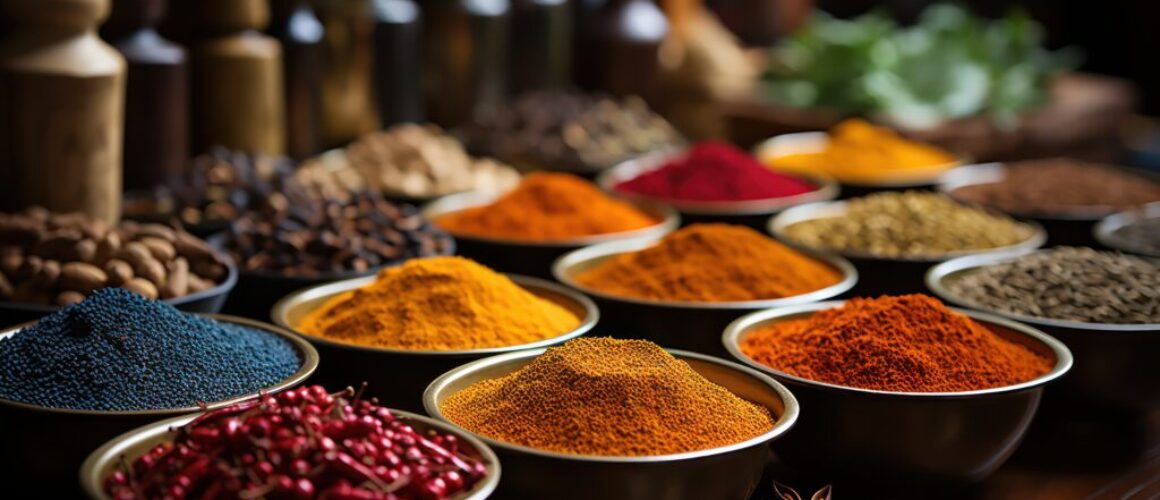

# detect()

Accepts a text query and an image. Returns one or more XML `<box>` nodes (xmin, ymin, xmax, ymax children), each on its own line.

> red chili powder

<box><xmin>615</xmin><ymin>142</ymin><xmax>818</xmax><ymax>202</ymax></box>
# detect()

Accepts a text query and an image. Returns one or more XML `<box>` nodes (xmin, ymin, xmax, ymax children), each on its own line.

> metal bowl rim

<box><xmin>422</xmin><ymin>347</ymin><xmax>800</xmax><ymax>463</ymax></box>
<box><xmin>421</xmin><ymin>190</ymin><xmax>681</xmax><ymax>248</ymax></box>
<box><xmin>597</xmin><ymin>149</ymin><xmax>841</xmax><ymax>215</ymax></box>
<box><xmin>551</xmin><ymin>235</ymin><xmax>858</xmax><ymax>309</ymax></box>
<box><xmin>926</xmin><ymin>248</ymin><xmax>1160</xmax><ymax>331</ymax></box>
<box><xmin>79</xmin><ymin>408</ymin><xmax>501</xmax><ymax>500</ymax></box>
<box><xmin>937</xmin><ymin>162</ymin><xmax>1143</xmax><ymax>221</ymax></box>
<box><xmin>768</xmin><ymin>199</ymin><xmax>1048</xmax><ymax>263</ymax></box>
<box><xmin>0</xmin><ymin>313</ymin><xmax>318</xmax><ymax>416</ymax></box>
<box><xmin>753</xmin><ymin>131</ymin><xmax>964</xmax><ymax>188</ymax></box>
<box><xmin>271</xmin><ymin>272</ymin><xmax>600</xmax><ymax>356</ymax></box>
<box><xmin>722</xmin><ymin>300</ymin><xmax>1074</xmax><ymax>398</ymax></box>
<box><xmin>1092</xmin><ymin>201</ymin><xmax>1160</xmax><ymax>258</ymax></box>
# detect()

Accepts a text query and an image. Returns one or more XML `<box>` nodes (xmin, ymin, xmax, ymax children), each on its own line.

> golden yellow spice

<box><xmin>764</xmin><ymin>119</ymin><xmax>957</xmax><ymax>184</ymax></box>
<box><xmin>297</xmin><ymin>257</ymin><xmax>580</xmax><ymax>350</ymax></box>
<box><xmin>574</xmin><ymin>224</ymin><xmax>842</xmax><ymax>302</ymax></box>
<box><xmin>440</xmin><ymin>338</ymin><xmax>776</xmax><ymax>456</ymax></box>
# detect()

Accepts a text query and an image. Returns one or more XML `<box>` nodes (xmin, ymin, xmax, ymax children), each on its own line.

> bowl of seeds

<box><xmin>553</xmin><ymin>224</ymin><xmax>857</xmax><ymax>356</ymax></box>
<box><xmin>723</xmin><ymin>296</ymin><xmax>1072</xmax><ymax>484</ymax></box>
<box><xmin>927</xmin><ymin>247</ymin><xmax>1160</xmax><ymax>409</ymax></box>
<box><xmin>1093</xmin><ymin>202</ymin><xmax>1160</xmax><ymax>257</ymax></box>
<box><xmin>424</xmin><ymin>338</ymin><xmax>799</xmax><ymax>500</ymax></box>
<box><xmin>0</xmin><ymin>288</ymin><xmax>317</xmax><ymax>494</ymax></box>
<box><xmin>273</xmin><ymin>256</ymin><xmax>598</xmax><ymax>411</ymax></box>
<box><xmin>769</xmin><ymin>192</ymin><xmax>1046</xmax><ymax>296</ymax></box>
<box><xmin>939</xmin><ymin>159</ymin><xmax>1160</xmax><ymax>246</ymax></box>
<box><xmin>424</xmin><ymin>172</ymin><xmax>678</xmax><ymax>279</ymax></box>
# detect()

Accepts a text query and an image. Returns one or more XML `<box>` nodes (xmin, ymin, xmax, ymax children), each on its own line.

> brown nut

<box><xmin>55</xmin><ymin>290</ymin><xmax>86</xmax><ymax>306</ymax></box>
<box><xmin>161</xmin><ymin>258</ymin><xmax>189</xmax><ymax>299</ymax></box>
<box><xmin>104</xmin><ymin>259</ymin><xmax>134</xmax><ymax>286</ymax></box>
<box><xmin>134</xmin><ymin>223</ymin><xmax>177</xmax><ymax>242</ymax></box>
<box><xmin>60</xmin><ymin>262</ymin><xmax>107</xmax><ymax>293</ymax></box>
<box><xmin>74</xmin><ymin>239</ymin><xmax>97</xmax><ymax>263</ymax></box>
<box><xmin>139</xmin><ymin>237</ymin><xmax>177</xmax><ymax>262</ymax></box>
<box><xmin>95</xmin><ymin>232</ymin><xmax>121</xmax><ymax>263</ymax></box>
<box><xmin>173</xmin><ymin>231</ymin><xmax>217</xmax><ymax>262</ymax></box>
<box><xmin>0</xmin><ymin>252</ymin><xmax>23</xmax><ymax>276</ymax></box>
<box><xmin>187</xmin><ymin>275</ymin><xmax>213</xmax><ymax>293</ymax></box>
<box><xmin>115</xmin><ymin>241</ymin><xmax>153</xmax><ymax>266</ymax></box>
<box><xmin>133</xmin><ymin>256</ymin><xmax>167</xmax><ymax>287</ymax></box>
<box><xmin>0</xmin><ymin>272</ymin><xmax>13</xmax><ymax>298</ymax></box>
<box><xmin>191</xmin><ymin>261</ymin><xmax>226</xmax><ymax>282</ymax></box>
<box><xmin>122</xmin><ymin>277</ymin><xmax>159</xmax><ymax>300</ymax></box>
<box><xmin>13</xmin><ymin>256</ymin><xmax>43</xmax><ymax>282</ymax></box>
<box><xmin>29</xmin><ymin>260</ymin><xmax>61</xmax><ymax>288</ymax></box>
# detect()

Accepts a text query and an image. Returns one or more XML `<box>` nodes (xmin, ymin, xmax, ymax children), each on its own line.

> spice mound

<box><xmin>105</xmin><ymin>385</ymin><xmax>488</xmax><ymax>499</ymax></box>
<box><xmin>740</xmin><ymin>295</ymin><xmax>1053</xmax><ymax>392</ymax></box>
<box><xmin>0</xmin><ymin>288</ymin><xmax>300</xmax><ymax>411</ymax></box>
<box><xmin>950</xmin><ymin>159</ymin><xmax>1160</xmax><ymax>216</ymax></box>
<box><xmin>0</xmin><ymin>207</ymin><xmax>229</xmax><ymax>305</ymax></box>
<box><xmin>574</xmin><ymin>224</ymin><xmax>842</xmax><ymax>302</ymax></box>
<box><xmin>782</xmin><ymin>191</ymin><xmax>1035</xmax><ymax>258</ymax></box>
<box><xmin>945</xmin><ymin>247</ymin><xmax>1160</xmax><ymax>324</ymax></box>
<box><xmin>764</xmin><ymin>119</ymin><xmax>957</xmax><ymax>184</ymax></box>
<box><xmin>459</xmin><ymin>90</ymin><xmax>685</xmax><ymax>172</ymax></box>
<box><xmin>614</xmin><ymin>141</ymin><xmax>818</xmax><ymax>202</ymax></box>
<box><xmin>441</xmin><ymin>338</ymin><xmax>775</xmax><ymax>456</ymax></box>
<box><xmin>298</xmin><ymin>257</ymin><xmax>581</xmax><ymax>350</ymax></box>
<box><xmin>309</xmin><ymin>123</ymin><xmax>520</xmax><ymax>198</ymax></box>
<box><xmin>435</xmin><ymin>172</ymin><xmax>659</xmax><ymax>241</ymax></box>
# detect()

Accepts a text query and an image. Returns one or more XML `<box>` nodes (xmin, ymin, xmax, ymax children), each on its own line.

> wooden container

<box><xmin>269</xmin><ymin>0</ymin><xmax>325</xmax><ymax>160</ymax></box>
<box><xmin>0</xmin><ymin>0</ymin><xmax>126</xmax><ymax>224</ymax></box>
<box><xmin>103</xmin><ymin>0</ymin><xmax>189</xmax><ymax>191</ymax></box>
<box><xmin>192</xmin><ymin>0</ymin><xmax>285</xmax><ymax>155</ymax></box>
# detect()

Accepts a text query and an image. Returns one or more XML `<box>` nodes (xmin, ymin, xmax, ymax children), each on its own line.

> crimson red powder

<box><xmin>615</xmin><ymin>142</ymin><xmax>817</xmax><ymax>202</ymax></box>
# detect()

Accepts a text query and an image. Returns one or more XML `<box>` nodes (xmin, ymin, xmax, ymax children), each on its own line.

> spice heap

<box><xmin>441</xmin><ymin>338</ymin><xmax>775</xmax><ymax>456</ymax></box>
<box><xmin>0</xmin><ymin>207</ymin><xmax>228</xmax><ymax>305</ymax></box>
<box><xmin>782</xmin><ymin>191</ymin><xmax>1035</xmax><ymax>258</ymax></box>
<box><xmin>298</xmin><ymin>257</ymin><xmax>580</xmax><ymax>350</ymax></box>
<box><xmin>575</xmin><ymin>224</ymin><xmax>842</xmax><ymax>302</ymax></box>
<box><xmin>122</xmin><ymin>147</ymin><xmax>296</xmax><ymax>228</ymax></box>
<box><xmin>105</xmin><ymin>385</ymin><xmax>488</xmax><ymax>499</ymax></box>
<box><xmin>0</xmin><ymin>288</ymin><xmax>300</xmax><ymax>411</ymax></box>
<box><xmin>224</xmin><ymin>192</ymin><xmax>453</xmax><ymax>276</ymax></box>
<box><xmin>1111</xmin><ymin>215</ymin><xmax>1160</xmax><ymax>255</ymax></box>
<box><xmin>946</xmin><ymin>247</ymin><xmax>1160</xmax><ymax>324</ymax></box>
<box><xmin>949</xmin><ymin>158</ymin><xmax>1160</xmax><ymax>216</ymax></box>
<box><xmin>614</xmin><ymin>142</ymin><xmax>818</xmax><ymax>202</ymax></box>
<box><xmin>764</xmin><ymin>119</ymin><xmax>957</xmax><ymax>184</ymax></box>
<box><xmin>459</xmin><ymin>90</ymin><xmax>684</xmax><ymax>172</ymax></box>
<box><xmin>436</xmin><ymin>173</ymin><xmax>659</xmax><ymax>241</ymax></box>
<box><xmin>741</xmin><ymin>295</ymin><xmax>1053</xmax><ymax>392</ymax></box>
<box><xmin>338</xmin><ymin>124</ymin><xmax>520</xmax><ymax>198</ymax></box>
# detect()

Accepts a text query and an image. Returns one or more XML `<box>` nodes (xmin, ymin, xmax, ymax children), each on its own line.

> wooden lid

<box><xmin>1</xmin><ymin>0</ymin><xmax>111</xmax><ymax>28</ymax></box>
<box><xmin>199</xmin><ymin>0</ymin><xmax>269</xmax><ymax>32</ymax></box>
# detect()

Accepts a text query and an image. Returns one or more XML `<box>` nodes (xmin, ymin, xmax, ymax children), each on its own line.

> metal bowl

<box><xmin>769</xmin><ymin>200</ymin><xmax>1046</xmax><ymax>297</ymax></box>
<box><xmin>754</xmin><ymin>131</ymin><xmax>964</xmax><ymax>199</ymax></box>
<box><xmin>422</xmin><ymin>190</ymin><xmax>680</xmax><ymax>279</ymax></box>
<box><xmin>597</xmin><ymin>149</ymin><xmax>839</xmax><ymax>230</ymax></box>
<box><xmin>552</xmin><ymin>237</ymin><xmax>856</xmax><ymax>357</ymax></box>
<box><xmin>723</xmin><ymin>301</ymin><xmax>1072</xmax><ymax>484</ymax></box>
<box><xmin>423</xmin><ymin>348</ymin><xmax>799</xmax><ymax>500</ymax></box>
<box><xmin>0</xmin><ymin>252</ymin><xmax>239</xmax><ymax>328</ymax></box>
<box><xmin>80</xmin><ymin>408</ymin><xmax>500</xmax><ymax>500</ymax></box>
<box><xmin>926</xmin><ymin>249</ymin><xmax>1160</xmax><ymax>409</ymax></box>
<box><xmin>1093</xmin><ymin>201</ymin><xmax>1160</xmax><ymax>257</ymax></box>
<box><xmin>938</xmin><ymin>163</ymin><xmax>1134</xmax><ymax>247</ymax></box>
<box><xmin>0</xmin><ymin>314</ymin><xmax>318</xmax><ymax>495</ymax></box>
<box><xmin>272</xmin><ymin>273</ymin><xmax>599</xmax><ymax>412</ymax></box>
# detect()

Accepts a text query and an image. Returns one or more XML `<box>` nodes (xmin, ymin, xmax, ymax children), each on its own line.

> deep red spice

<box><xmin>615</xmin><ymin>142</ymin><xmax>817</xmax><ymax>202</ymax></box>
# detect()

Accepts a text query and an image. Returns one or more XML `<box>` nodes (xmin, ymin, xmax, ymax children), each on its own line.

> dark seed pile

<box><xmin>0</xmin><ymin>288</ymin><xmax>301</xmax><ymax>411</ymax></box>
<box><xmin>946</xmin><ymin>247</ymin><xmax>1160</xmax><ymax>324</ymax></box>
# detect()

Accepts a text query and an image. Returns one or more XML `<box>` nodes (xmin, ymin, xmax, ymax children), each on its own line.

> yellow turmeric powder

<box><xmin>763</xmin><ymin>119</ymin><xmax>957</xmax><ymax>184</ymax></box>
<box><xmin>297</xmin><ymin>257</ymin><xmax>581</xmax><ymax>350</ymax></box>
<box><xmin>573</xmin><ymin>224</ymin><xmax>843</xmax><ymax>302</ymax></box>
